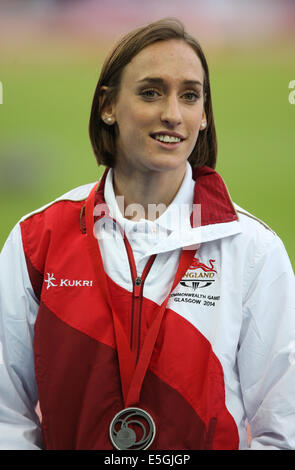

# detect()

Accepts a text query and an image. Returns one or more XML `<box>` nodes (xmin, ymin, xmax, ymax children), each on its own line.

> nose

<box><xmin>160</xmin><ymin>94</ymin><xmax>182</xmax><ymax>127</ymax></box>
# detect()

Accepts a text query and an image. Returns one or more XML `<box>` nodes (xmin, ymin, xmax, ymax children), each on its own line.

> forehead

<box><xmin>121</xmin><ymin>39</ymin><xmax>204</xmax><ymax>86</ymax></box>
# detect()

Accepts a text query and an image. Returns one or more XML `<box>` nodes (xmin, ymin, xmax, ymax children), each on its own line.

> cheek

<box><xmin>116</xmin><ymin>103</ymin><xmax>151</xmax><ymax>137</ymax></box>
<box><xmin>186</xmin><ymin>113</ymin><xmax>203</xmax><ymax>150</ymax></box>
<box><xmin>130</xmin><ymin>105</ymin><xmax>155</xmax><ymax>129</ymax></box>
<box><xmin>117</xmin><ymin>96</ymin><xmax>147</xmax><ymax>120</ymax></box>
<box><xmin>187</xmin><ymin>130</ymin><xmax>200</xmax><ymax>155</ymax></box>
<box><xmin>188</xmin><ymin>108</ymin><xmax>204</xmax><ymax>136</ymax></box>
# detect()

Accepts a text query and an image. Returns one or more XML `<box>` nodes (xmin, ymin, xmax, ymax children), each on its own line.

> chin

<box><xmin>146</xmin><ymin>156</ymin><xmax>187</xmax><ymax>172</ymax></box>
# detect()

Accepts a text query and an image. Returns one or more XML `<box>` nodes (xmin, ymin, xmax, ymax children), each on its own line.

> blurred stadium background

<box><xmin>0</xmin><ymin>0</ymin><xmax>294</xmax><ymax>272</ymax></box>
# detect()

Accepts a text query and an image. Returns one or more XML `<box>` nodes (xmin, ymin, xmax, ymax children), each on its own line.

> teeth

<box><xmin>154</xmin><ymin>134</ymin><xmax>181</xmax><ymax>143</ymax></box>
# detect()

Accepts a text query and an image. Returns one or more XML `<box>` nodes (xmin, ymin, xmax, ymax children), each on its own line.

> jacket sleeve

<box><xmin>238</xmin><ymin>233</ymin><xmax>295</xmax><ymax>449</ymax></box>
<box><xmin>0</xmin><ymin>223</ymin><xmax>43</xmax><ymax>449</ymax></box>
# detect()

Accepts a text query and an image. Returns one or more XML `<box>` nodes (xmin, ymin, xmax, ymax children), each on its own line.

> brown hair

<box><xmin>89</xmin><ymin>18</ymin><xmax>217</xmax><ymax>169</ymax></box>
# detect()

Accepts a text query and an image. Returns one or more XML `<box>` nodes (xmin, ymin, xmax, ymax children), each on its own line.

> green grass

<box><xmin>0</xmin><ymin>47</ymin><xmax>294</xmax><ymax>268</ymax></box>
<box><xmin>210</xmin><ymin>52</ymin><xmax>295</xmax><ymax>268</ymax></box>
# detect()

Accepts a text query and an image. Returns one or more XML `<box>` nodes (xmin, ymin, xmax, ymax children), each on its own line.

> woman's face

<box><xmin>105</xmin><ymin>39</ymin><xmax>206</xmax><ymax>175</ymax></box>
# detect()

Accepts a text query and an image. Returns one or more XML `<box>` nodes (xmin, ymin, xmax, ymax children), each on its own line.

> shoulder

<box><xmin>15</xmin><ymin>182</ymin><xmax>98</xmax><ymax>275</ymax></box>
<box><xmin>18</xmin><ymin>182</ymin><xmax>97</xmax><ymax>253</ymax></box>
<box><xmin>232</xmin><ymin>202</ymin><xmax>292</xmax><ymax>274</ymax></box>
<box><xmin>233</xmin><ymin>202</ymin><xmax>277</xmax><ymax>251</ymax></box>
<box><xmin>234</xmin><ymin>203</ymin><xmax>275</xmax><ymax>236</ymax></box>
<box><xmin>19</xmin><ymin>182</ymin><xmax>97</xmax><ymax>224</ymax></box>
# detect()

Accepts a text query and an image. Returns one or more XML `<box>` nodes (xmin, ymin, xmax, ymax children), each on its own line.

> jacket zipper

<box><xmin>130</xmin><ymin>256</ymin><xmax>156</xmax><ymax>363</ymax></box>
<box><xmin>131</xmin><ymin>276</ymin><xmax>144</xmax><ymax>363</ymax></box>
<box><xmin>123</xmin><ymin>235</ymin><xmax>156</xmax><ymax>364</ymax></box>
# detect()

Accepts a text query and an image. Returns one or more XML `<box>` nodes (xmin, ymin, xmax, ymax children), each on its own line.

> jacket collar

<box><xmin>192</xmin><ymin>165</ymin><xmax>238</xmax><ymax>227</ymax></box>
<box><xmin>80</xmin><ymin>165</ymin><xmax>241</xmax><ymax>249</ymax></box>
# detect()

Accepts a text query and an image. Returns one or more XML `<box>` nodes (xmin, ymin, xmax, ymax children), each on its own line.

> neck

<box><xmin>112</xmin><ymin>164</ymin><xmax>187</xmax><ymax>221</ymax></box>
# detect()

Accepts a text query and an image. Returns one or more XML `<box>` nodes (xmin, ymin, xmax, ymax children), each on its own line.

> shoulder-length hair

<box><xmin>89</xmin><ymin>18</ymin><xmax>217</xmax><ymax>169</ymax></box>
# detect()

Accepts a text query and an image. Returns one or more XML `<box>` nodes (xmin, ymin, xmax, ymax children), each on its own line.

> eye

<box><xmin>182</xmin><ymin>91</ymin><xmax>200</xmax><ymax>102</ymax></box>
<box><xmin>140</xmin><ymin>89</ymin><xmax>160</xmax><ymax>99</ymax></box>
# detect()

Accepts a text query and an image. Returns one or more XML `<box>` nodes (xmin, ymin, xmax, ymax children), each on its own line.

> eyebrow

<box><xmin>136</xmin><ymin>77</ymin><xmax>203</xmax><ymax>87</ymax></box>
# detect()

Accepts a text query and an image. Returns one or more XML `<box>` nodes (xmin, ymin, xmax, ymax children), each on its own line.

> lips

<box><xmin>149</xmin><ymin>134</ymin><xmax>184</xmax><ymax>150</ymax></box>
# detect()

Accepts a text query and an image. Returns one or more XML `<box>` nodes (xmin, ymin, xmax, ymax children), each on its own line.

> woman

<box><xmin>0</xmin><ymin>18</ymin><xmax>294</xmax><ymax>450</ymax></box>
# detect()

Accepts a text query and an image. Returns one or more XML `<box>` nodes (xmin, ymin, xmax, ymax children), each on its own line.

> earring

<box><xmin>103</xmin><ymin>116</ymin><xmax>114</xmax><ymax>125</ymax></box>
<box><xmin>201</xmin><ymin>121</ymin><xmax>207</xmax><ymax>130</ymax></box>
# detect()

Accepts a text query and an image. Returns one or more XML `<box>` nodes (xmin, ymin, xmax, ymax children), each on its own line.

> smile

<box><xmin>153</xmin><ymin>134</ymin><xmax>181</xmax><ymax>143</ymax></box>
<box><xmin>150</xmin><ymin>132</ymin><xmax>185</xmax><ymax>146</ymax></box>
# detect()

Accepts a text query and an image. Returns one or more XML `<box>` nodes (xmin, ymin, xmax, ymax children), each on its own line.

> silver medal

<box><xmin>109</xmin><ymin>407</ymin><xmax>156</xmax><ymax>450</ymax></box>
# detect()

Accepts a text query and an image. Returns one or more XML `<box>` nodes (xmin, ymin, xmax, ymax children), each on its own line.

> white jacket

<box><xmin>0</xmin><ymin>163</ymin><xmax>294</xmax><ymax>450</ymax></box>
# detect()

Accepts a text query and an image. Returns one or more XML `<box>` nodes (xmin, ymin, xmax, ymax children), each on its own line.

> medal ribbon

<box><xmin>85</xmin><ymin>182</ymin><xmax>196</xmax><ymax>407</ymax></box>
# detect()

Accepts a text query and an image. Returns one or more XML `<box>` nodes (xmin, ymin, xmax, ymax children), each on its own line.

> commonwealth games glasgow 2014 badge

<box><xmin>109</xmin><ymin>407</ymin><xmax>156</xmax><ymax>450</ymax></box>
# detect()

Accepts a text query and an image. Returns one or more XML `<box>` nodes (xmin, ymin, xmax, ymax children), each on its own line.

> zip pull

<box><xmin>134</xmin><ymin>277</ymin><xmax>142</xmax><ymax>297</ymax></box>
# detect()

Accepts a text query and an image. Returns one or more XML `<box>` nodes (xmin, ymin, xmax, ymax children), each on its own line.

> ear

<box><xmin>200</xmin><ymin>110</ymin><xmax>207</xmax><ymax>130</ymax></box>
<box><xmin>99</xmin><ymin>86</ymin><xmax>116</xmax><ymax>124</ymax></box>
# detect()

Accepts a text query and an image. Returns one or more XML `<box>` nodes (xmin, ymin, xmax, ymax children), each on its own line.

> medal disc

<box><xmin>109</xmin><ymin>407</ymin><xmax>156</xmax><ymax>450</ymax></box>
